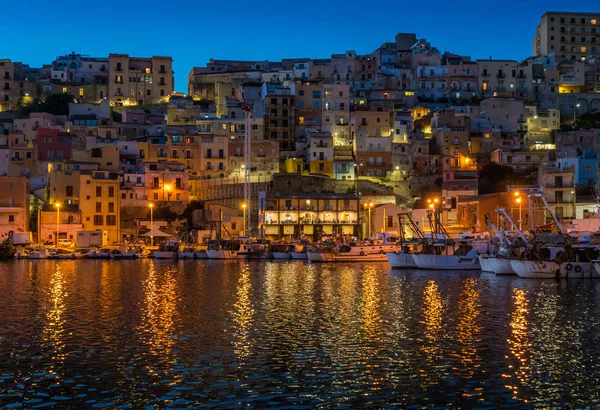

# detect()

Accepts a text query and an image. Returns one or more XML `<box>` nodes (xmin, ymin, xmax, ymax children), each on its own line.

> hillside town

<box><xmin>1</xmin><ymin>11</ymin><xmax>600</xmax><ymax>249</ymax></box>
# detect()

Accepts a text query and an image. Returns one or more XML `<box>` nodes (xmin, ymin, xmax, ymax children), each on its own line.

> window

<box><xmin>108</xmin><ymin>203</ymin><xmax>114</xmax><ymax>213</ymax></box>
<box><xmin>108</xmin><ymin>186</ymin><xmax>114</xmax><ymax>197</ymax></box>
<box><xmin>106</xmin><ymin>215</ymin><xmax>116</xmax><ymax>226</ymax></box>
<box><xmin>312</xmin><ymin>91</ymin><xmax>321</xmax><ymax>98</ymax></box>
<box><xmin>93</xmin><ymin>215</ymin><xmax>104</xmax><ymax>226</ymax></box>
<box><xmin>62</xmin><ymin>87</ymin><xmax>67</xmax><ymax>93</ymax></box>
<box><xmin>8</xmin><ymin>215</ymin><xmax>14</xmax><ymax>223</ymax></box>
<box><xmin>387</xmin><ymin>216</ymin><xmax>394</xmax><ymax>228</ymax></box>
<box><xmin>79</xmin><ymin>88</ymin><xmax>84</xmax><ymax>97</ymax></box>
<box><xmin>96</xmin><ymin>186</ymin><xmax>102</xmax><ymax>197</ymax></box>
<box><xmin>313</xmin><ymin>101</ymin><xmax>320</xmax><ymax>109</ymax></box>
<box><xmin>95</xmin><ymin>202</ymin><xmax>102</xmax><ymax>212</ymax></box>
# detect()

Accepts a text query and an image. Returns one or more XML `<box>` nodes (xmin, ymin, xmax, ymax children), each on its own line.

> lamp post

<box><xmin>55</xmin><ymin>203</ymin><xmax>60</xmax><ymax>247</ymax></box>
<box><xmin>368</xmin><ymin>202</ymin><xmax>374</xmax><ymax>238</ymax></box>
<box><xmin>241</xmin><ymin>202</ymin><xmax>247</xmax><ymax>236</ymax></box>
<box><xmin>516</xmin><ymin>196</ymin><xmax>522</xmax><ymax>230</ymax></box>
<box><xmin>149</xmin><ymin>203</ymin><xmax>154</xmax><ymax>246</ymax></box>
<box><xmin>571</xmin><ymin>190</ymin><xmax>576</xmax><ymax>219</ymax></box>
<box><xmin>574</xmin><ymin>103</ymin><xmax>581</xmax><ymax>123</ymax></box>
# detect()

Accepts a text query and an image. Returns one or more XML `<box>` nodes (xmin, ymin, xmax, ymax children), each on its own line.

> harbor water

<box><xmin>1</xmin><ymin>260</ymin><xmax>600</xmax><ymax>408</ymax></box>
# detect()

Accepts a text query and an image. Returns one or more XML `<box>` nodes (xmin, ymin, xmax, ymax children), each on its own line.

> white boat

<box><xmin>487</xmin><ymin>255</ymin><xmax>516</xmax><ymax>275</ymax></box>
<box><xmin>52</xmin><ymin>251</ymin><xmax>86</xmax><ymax>260</ymax></box>
<box><xmin>86</xmin><ymin>248</ymin><xmax>112</xmax><ymax>259</ymax></box>
<box><xmin>206</xmin><ymin>249</ymin><xmax>243</xmax><ymax>259</ymax></box>
<box><xmin>27</xmin><ymin>248</ymin><xmax>56</xmax><ymax>259</ymax></box>
<box><xmin>109</xmin><ymin>244</ymin><xmax>144</xmax><ymax>260</ymax></box>
<box><xmin>510</xmin><ymin>259</ymin><xmax>597</xmax><ymax>279</ymax></box>
<box><xmin>386</xmin><ymin>250</ymin><xmax>418</xmax><ymax>268</ymax></box>
<box><xmin>154</xmin><ymin>238</ymin><xmax>179</xmax><ymax>259</ymax></box>
<box><xmin>478</xmin><ymin>254</ymin><xmax>516</xmax><ymax>275</ymax></box>
<box><xmin>307</xmin><ymin>250</ymin><xmax>388</xmax><ymax>263</ymax></box>
<box><xmin>411</xmin><ymin>243</ymin><xmax>482</xmax><ymax>270</ymax></box>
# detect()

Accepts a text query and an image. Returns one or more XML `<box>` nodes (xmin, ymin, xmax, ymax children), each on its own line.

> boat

<box><xmin>86</xmin><ymin>247</ymin><xmax>112</xmax><ymax>259</ymax></box>
<box><xmin>386</xmin><ymin>212</ymin><xmax>423</xmax><ymax>269</ymax></box>
<box><xmin>194</xmin><ymin>249</ymin><xmax>208</xmax><ymax>259</ymax></box>
<box><xmin>511</xmin><ymin>243</ymin><xmax>600</xmax><ymax>279</ymax></box>
<box><xmin>27</xmin><ymin>247</ymin><xmax>56</xmax><ymax>259</ymax></box>
<box><xmin>178</xmin><ymin>246</ymin><xmax>197</xmax><ymax>259</ymax></box>
<box><xmin>270</xmin><ymin>243</ymin><xmax>295</xmax><ymax>259</ymax></box>
<box><xmin>410</xmin><ymin>208</ymin><xmax>487</xmax><ymax>271</ymax></box>
<box><xmin>109</xmin><ymin>243</ymin><xmax>142</xmax><ymax>260</ymax></box>
<box><xmin>206</xmin><ymin>240</ymin><xmax>244</xmax><ymax>259</ymax></box>
<box><xmin>307</xmin><ymin>246</ymin><xmax>389</xmax><ymax>263</ymax></box>
<box><xmin>290</xmin><ymin>243</ymin><xmax>308</xmax><ymax>260</ymax></box>
<box><xmin>51</xmin><ymin>250</ymin><xmax>86</xmax><ymax>260</ymax></box>
<box><xmin>154</xmin><ymin>238</ymin><xmax>179</xmax><ymax>259</ymax></box>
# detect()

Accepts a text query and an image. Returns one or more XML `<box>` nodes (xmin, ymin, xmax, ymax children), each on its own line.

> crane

<box><xmin>234</xmin><ymin>88</ymin><xmax>252</xmax><ymax>235</ymax></box>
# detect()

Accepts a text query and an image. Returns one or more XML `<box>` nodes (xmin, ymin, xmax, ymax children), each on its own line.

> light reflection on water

<box><xmin>1</xmin><ymin>260</ymin><xmax>600</xmax><ymax>408</ymax></box>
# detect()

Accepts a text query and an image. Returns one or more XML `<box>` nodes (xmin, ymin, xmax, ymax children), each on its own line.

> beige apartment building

<box><xmin>533</xmin><ymin>12</ymin><xmax>600</xmax><ymax>61</ymax></box>
<box><xmin>108</xmin><ymin>54</ymin><xmax>174</xmax><ymax>106</ymax></box>
<box><xmin>0</xmin><ymin>177</ymin><xmax>30</xmax><ymax>241</ymax></box>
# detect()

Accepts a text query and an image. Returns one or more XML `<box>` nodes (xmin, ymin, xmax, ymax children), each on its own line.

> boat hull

<box><xmin>154</xmin><ymin>251</ymin><xmax>178</xmax><ymax>259</ymax></box>
<box><xmin>479</xmin><ymin>255</ymin><xmax>515</xmax><ymax>275</ymax></box>
<box><xmin>412</xmin><ymin>254</ymin><xmax>480</xmax><ymax>270</ymax></box>
<box><xmin>290</xmin><ymin>252</ymin><xmax>308</xmax><ymax>260</ymax></box>
<box><xmin>177</xmin><ymin>252</ymin><xmax>196</xmax><ymax>259</ymax></box>
<box><xmin>386</xmin><ymin>251</ymin><xmax>417</xmax><ymax>269</ymax></box>
<box><xmin>110</xmin><ymin>253</ymin><xmax>137</xmax><ymax>260</ymax></box>
<box><xmin>206</xmin><ymin>249</ymin><xmax>241</xmax><ymax>259</ymax></box>
<box><xmin>272</xmin><ymin>252</ymin><xmax>291</xmax><ymax>260</ymax></box>
<box><xmin>511</xmin><ymin>260</ymin><xmax>598</xmax><ymax>279</ymax></box>
<box><xmin>194</xmin><ymin>250</ymin><xmax>208</xmax><ymax>259</ymax></box>
<box><xmin>307</xmin><ymin>252</ymin><xmax>388</xmax><ymax>263</ymax></box>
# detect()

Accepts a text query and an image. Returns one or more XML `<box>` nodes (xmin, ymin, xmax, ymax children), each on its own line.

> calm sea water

<box><xmin>0</xmin><ymin>260</ymin><xmax>599</xmax><ymax>409</ymax></box>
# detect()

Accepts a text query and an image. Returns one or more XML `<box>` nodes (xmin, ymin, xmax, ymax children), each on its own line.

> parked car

<box><xmin>57</xmin><ymin>239</ymin><xmax>75</xmax><ymax>248</ymax></box>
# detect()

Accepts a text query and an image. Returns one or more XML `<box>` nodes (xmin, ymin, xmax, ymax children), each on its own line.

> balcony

<box><xmin>497</xmin><ymin>72</ymin><xmax>506</xmax><ymax>78</ymax></box>
<box><xmin>481</xmin><ymin>72</ymin><xmax>490</xmax><ymax>77</ymax></box>
<box><xmin>517</xmin><ymin>73</ymin><xmax>527</xmax><ymax>79</ymax></box>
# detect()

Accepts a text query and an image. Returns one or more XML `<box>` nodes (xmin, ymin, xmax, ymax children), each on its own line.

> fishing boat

<box><xmin>410</xmin><ymin>208</ymin><xmax>487</xmax><ymax>271</ymax></box>
<box><xmin>290</xmin><ymin>243</ymin><xmax>308</xmax><ymax>260</ymax></box>
<box><xmin>177</xmin><ymin>246</ymin><xmax>197</xmax><ymax>259</ymax></box>
<box><xmin>194</xmin><ymin>248</ymin><xmax>209</xmax><ymax>259</ymax></box>
<box><xmin>109</xmin><ymin>243</ymin><xmax>142</xmax><ymax>260</ymax></box>
<box><xmin>270</xmin><ymin>243</ymin><xmax>295</xmax><ymax>259</ymax></box>
<box><xmin>154</xmin><ymin>238</ymin><xmax>179</xmax><ymax>259</ymax></box>
<box><xmin>206</xmin><ymin>240</ymin><xmax>244</xmax><ymax>259</ymax></box>
<box><xmin>307</xmin><ymin>245</ymin><xmax>389</xmax><ymax>262</ymax></box>
<box><xmin>86</xmin><ymin>247</ymin><xmax>112</xmax><ymax>259</ymax></box>
<box><xmin>511</xmin><ymin>243</ymin><xmax>600</xmax><ymax>279</ymax></box>
<box><xmin>27</xmin><ymin>247</ymin><xmax>55</xmax><ymax>260</ymax></box>
<box><xmin>386</xmin><ymin>212</ymin><xmax>423</xmax><ymax>269</ymax></box>
<box><xmin>51</xmin><ymin>250</ymin><xmax>86</xmax><ymax>260</ymax></box>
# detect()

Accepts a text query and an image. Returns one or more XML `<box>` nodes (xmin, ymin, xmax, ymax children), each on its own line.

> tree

<box><xmin>148</xmin><ymin>204</ymin><xmax>178</xmax><ymax>223</ymax></box>
<box><xmin>0</xmin><ymin>241</ymin><xmax>16</xmax><ymax>259</ymax></box>
<box><xmin>18</xmin><ymin>93</ymin><xmax>75</xmax><ymax>117</ymax></box>
<box><xmin>181</xmin><ymin>200</ymin><xmax>205</xmax><ymax>228</ymax></box>
<box><xmin>478</xmin><ymin>162</ymin><xmax>535</xmax><ymax>194</ymax></box>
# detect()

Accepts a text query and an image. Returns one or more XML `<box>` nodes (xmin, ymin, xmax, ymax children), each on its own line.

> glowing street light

<box><xmin>241</xmin><ymin>202</ymin><xmax>247</xmax><ymax>235</ymax></box>
<box><xmin>149</xmin><ymin>203</ymin><xmax>154</xmax><ymax>246</ymax></box>
<box><xmin>516</xmin><ymin>196</ymin><xmax>522</xmax><ymax>230</ymax></box>
<box><xmin>163</xmin><ymin>183</ymin><xmax>173</xmax><ymax>201</ymax></box>
<box><xmin>55</xmin><ymin>203</ymin><xmax>60</xmax><ymax>247</ymax></box>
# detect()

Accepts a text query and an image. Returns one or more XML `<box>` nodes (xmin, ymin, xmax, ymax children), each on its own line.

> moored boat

<box><xmin>154</xmin><ymin>238</ymin><xmax>179</xmax><ymax>259</ymax></box>
<box><xmin>86</xmin><ymin>247</ymin><xmax>112</xmax><ymax>259</ymax></box>
<box><xmin>307</xmin><ymin>250</ymin><xmax>388</xmax><ymax>263</ymax></box>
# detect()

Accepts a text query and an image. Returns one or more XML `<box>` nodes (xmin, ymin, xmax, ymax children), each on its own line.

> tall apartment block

<box><xmin>533</xmin><ymin>11</ymin><xmax>600</xmax><ymax>61</ymax></box>
<box><xmin>108</xmin><ymin>54</ymin><xmax>174</xmax><ymax>106</ymax></box>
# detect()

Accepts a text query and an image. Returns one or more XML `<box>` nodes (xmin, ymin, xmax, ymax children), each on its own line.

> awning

<box><xmin>140</xmin><ymin>227</ymin><xmax>171</xmax><ymax>237</ymax></box>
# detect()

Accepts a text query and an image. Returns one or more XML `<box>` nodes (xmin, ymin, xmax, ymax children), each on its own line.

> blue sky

<box><xmin>2</xmin><ymin>1</ymin><xmax>599</xmax><ymax>92</ymax></box>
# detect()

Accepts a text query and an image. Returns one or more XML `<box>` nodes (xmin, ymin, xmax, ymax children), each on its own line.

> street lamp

<box><xmin>516</xmin><ymin>196</ymin><xmax>522</xmax><ymax>230</ymax></box>
<box><xmin>571</xmin><ymin>190</ymin><xmax>576</xmax><ymax>219</ymax></box>
<box><xmin>149</xmin><ymin>203</ymin><xmax>154</xmax><ymax>246</ymax></box>
<box><xmin>574</xmin><ymin>103</ymin><xmax>581</xmax><ymax>122</ymax></box>
<box><xmin>367</xmin><ymin>202</ymin><xmax>374</xmax><ymax>238</ymax></box>
<box><xmin>55</xmin><ymin>203</ymin><xmax>60</xmax><ymax>247</ymax></box>
<box><xmin>241</xmin><ymin>202</ymin><xmax>247</xmax><ymax>235</ymax></box>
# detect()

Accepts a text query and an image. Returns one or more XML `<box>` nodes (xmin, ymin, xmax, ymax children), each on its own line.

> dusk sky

<box><xmin>3</xmin><ymin>1</ymin><xmax>599</xmax><ymax>91</ymax></box>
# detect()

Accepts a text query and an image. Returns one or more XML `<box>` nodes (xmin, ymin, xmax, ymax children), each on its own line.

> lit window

<box><xmin>62</xmin><ymin>87</ymin><xmax>67</xmax><ymax>93</ymax></box>
<box><xmin>299</xmin><ymin>116</ymin><xmax>305</xmax><ymax>124</ymax></box>
<box><xmin>592</xmin><ymin>19</ymin><xmax>597</xmax><ymax>25</ymax></box>
<box><xmin>405</xmin><ymin>91</ymin><xmax>414</xmax><ymax>96</ymax></box>
<box><xmin>145</xmin><ymin>68</ymin><xmax>151</xmax><ymax>74</ymax></box>
<box><xmin>222</xmin><ymin>124</ymin><xmax>226</xmax><ymax>130</ymax></box>
<box><xmin>79</xmin><ymin>88</ymin><xmax>84</xmax><ymax>97</ymax></box>
<box><xmin>581</xmin><ymin>46</ymin><xmax>587</xmax><ymax>52</ymax></box>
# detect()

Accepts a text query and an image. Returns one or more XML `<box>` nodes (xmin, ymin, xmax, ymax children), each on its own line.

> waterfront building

<box><xmin>538</xmin><ymin>164</ymin><xmax>577</xmax><ymax>220</ymax></box>
<box><xmin>0</xmin><ymin>177</ymin><xmax>30</xmax><ymax>241</ymax></box>
<box><xmin>264</xmin><ymin>193</ymin><xmax>360</xmax><ymax>241</ymax></box>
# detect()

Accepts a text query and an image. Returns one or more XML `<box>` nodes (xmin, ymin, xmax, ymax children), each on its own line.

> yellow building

<box><xmin>79</xmin><ymin>170</ymin><xmax>121</xmax><ymax>244</ymax></box>
<box><xmin>307</xmin><ymin>132</ymin><xmax>334</xmax><ymax>177</ymax></box>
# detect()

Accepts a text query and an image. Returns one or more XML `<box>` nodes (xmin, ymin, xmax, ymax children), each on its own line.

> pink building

<box><xmin>37</xmin><ymin>128</ymin><xmax>72</xmax><ymax>162</ymax></box>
